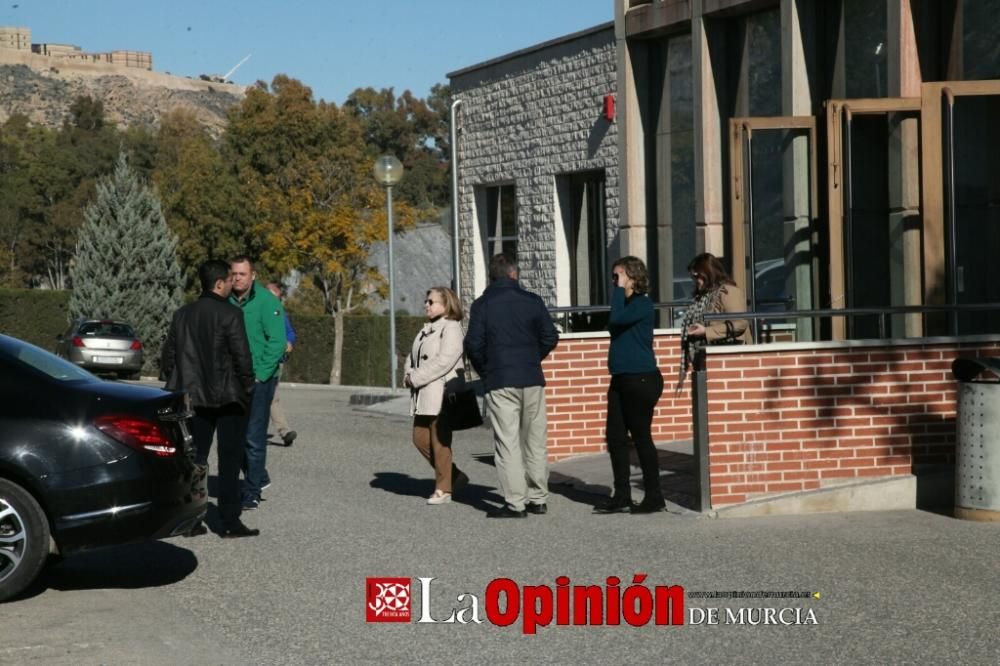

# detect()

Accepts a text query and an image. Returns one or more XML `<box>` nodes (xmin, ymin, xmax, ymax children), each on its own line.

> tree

<box><xmin>344</xmin><ymin>85</ymin><xmax>451</xmax><ymax>214</ymax></box>
<box><xmin>153</xmin><ymin>109</ymin><xmax>248</xmax><ymax>292</ymax></box>
<box><xmin>24</xmin><ymin>96</ymin><xmax>121</xmax><ymax>288</ymax></box>
<box><xmin>0</xmin><ymin>115</ymin><xmax>41</xmax><ymax>286</ymax></box>
<box><xmin>227</xmin><ymin>76</ymin><xmax>416</xmax><ymax>384</ymax></box>
<box><xmin>69</xmin><ymin>151</ymin><xmax>184</xmax><ymax>373</ymax></box>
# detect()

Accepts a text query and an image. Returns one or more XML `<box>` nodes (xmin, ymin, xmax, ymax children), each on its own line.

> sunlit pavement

<box><xmin>4</xmin><ymin>385</ymin><xmax>999</xmax><ymax>665</ymax></box>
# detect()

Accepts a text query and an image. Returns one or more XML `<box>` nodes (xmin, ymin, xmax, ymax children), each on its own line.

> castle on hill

<box><xmin>0</xmin><ymin>26</ymin><xmax>151</xmax><ymax>70</ymax></box>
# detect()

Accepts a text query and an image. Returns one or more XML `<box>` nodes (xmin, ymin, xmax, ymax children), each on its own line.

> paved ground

<box><xmin>3</xmin><ymin>385</ymin><xmax>999</xmax><ymax>665</ymax></box>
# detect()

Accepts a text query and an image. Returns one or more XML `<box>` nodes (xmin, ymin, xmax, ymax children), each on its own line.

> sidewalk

<box><xmin>354</xmin><ymin>390</ymin><xmax>701</xmax><ymax>515</ymax></box>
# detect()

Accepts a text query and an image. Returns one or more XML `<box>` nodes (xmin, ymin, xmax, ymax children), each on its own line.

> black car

<box><xmin>0</xmin><ymin>334</ymin><xmax>205</xmax><ymax>602</ymax></box>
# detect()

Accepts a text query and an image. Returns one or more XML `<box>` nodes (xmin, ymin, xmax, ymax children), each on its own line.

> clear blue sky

<box><xmin>3</xmin><ymin>0</ymin><xmax>613</xmax><ymax>103</ymax></box>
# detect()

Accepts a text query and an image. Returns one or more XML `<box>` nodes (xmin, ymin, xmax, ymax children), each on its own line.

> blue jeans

<box><xmin>243</xmin><ymin>376</ymin><xmax>278</xmax><ymax>499</ymax></box>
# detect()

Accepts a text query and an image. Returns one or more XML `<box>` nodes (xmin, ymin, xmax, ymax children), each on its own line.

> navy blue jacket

<box><xmin>465</xmin><ymin>278</ymin><xmax>559</xmax><ymax>391</ymax></box>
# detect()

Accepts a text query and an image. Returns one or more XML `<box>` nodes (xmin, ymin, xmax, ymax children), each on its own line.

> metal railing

<box><xmin>549</xmin><ymin>302</ymin><xmax>1000</xmax><ymax>339</ymax></box>
<box><xmin>549</xmin><ymin>301</ymin><xmax>694</xmax><ymax>334</ymax></box>
<box><xmin>702</xmin><ymin>302</ymin><xmax>1000</xmax><ymax>340</ymax></box>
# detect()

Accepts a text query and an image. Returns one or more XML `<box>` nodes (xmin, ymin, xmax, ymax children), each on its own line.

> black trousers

<box><xmin>191</xmin><ymin>404</ymin><xmax>248</xmax><ymax>527</ymax></box>
<box><xmin>606</xmin><ymin>371</ymin><xmax>664</xmax><ymax>501</ymax></box>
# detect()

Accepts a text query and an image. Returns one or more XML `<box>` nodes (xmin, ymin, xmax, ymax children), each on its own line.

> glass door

<box><xmin>729</xmin><ymin>117</ymin><xmax>818</xmax><ymax>342</ymax></box>
<box><xmin>825</xmin><ymin>98</ymin><xmax>922</xmax><ymax>340</ymax></box>
<box><xmin>922</xmin><ymin>81</ymin><xmax>1000</xmax><ymax>336</ymax></box>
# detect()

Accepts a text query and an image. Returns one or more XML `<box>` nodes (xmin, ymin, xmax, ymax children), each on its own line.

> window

<box><xmin>647</xmin><ymin>33</ymin><xmax>695</xmax><ymax>302</ymax></box>
<box><xmin>484</xmin><ymin>184</ymin><xmax>517</xmax><ymax>261</ymax></box>
<box><xmin>2</xmin><ymin>339</ymin><xmax>95</xmax><ymax>383</ymax></box>
<box><xmin>559</xmin><ymin>171</ymin><xmax>608</xmax><ymax>306</ymax></box>
<box><xmin>78</xmin><ymin>322</ymin><xmax>136</xmax><ymax>338</ymax></box>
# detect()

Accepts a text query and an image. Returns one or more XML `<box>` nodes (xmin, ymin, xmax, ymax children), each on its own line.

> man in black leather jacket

<box><xmin>160</xmin><ymin>260</ymin><xmax>259</xmax><ymax>538</ymax></box>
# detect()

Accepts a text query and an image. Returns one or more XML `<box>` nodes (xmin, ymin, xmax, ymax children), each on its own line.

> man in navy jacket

<box><xmin>465</xmin><ymin>253</ymin><xmax>559</xmax><ymax>518</ymax></box>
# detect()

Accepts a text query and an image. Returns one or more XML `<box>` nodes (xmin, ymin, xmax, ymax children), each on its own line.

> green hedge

<box><xmin>0</xmin><ymin>288</ymin><xmax>425</xmax><ymax>386</ymax></box>
<box><xmin>0</xmin><ymin>288</ymin><xmax>71</xmax><ymax>351</ymax></box>
<box><xmin>285</xmin><ymin>314</ymin><xmax>425</xmax><ymax>386</ymax></box>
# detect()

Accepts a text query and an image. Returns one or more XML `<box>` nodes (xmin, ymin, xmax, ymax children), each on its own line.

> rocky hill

<box><xmin>0</xmin><ymin>50</ymin><xmax>245</xmax><ymax>135</ymax></box>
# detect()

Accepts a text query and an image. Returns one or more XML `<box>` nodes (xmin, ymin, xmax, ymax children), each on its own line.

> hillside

<box><xmin>0</xmin><ymin>49</ymin><xmax>245</xmax><ymax>135</ymax></box>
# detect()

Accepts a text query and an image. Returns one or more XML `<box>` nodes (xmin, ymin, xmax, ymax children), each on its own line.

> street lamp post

<box><xmin>374</xmin><ymin>154</ymin><xmax>404</xmax><ymax>390</ymax></box>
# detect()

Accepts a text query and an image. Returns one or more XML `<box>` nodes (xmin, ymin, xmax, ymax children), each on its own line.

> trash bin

<box><xmin>951</xmin><ymin>357</ymin><xmax>1000</xmax><ymax>522</ymax></box>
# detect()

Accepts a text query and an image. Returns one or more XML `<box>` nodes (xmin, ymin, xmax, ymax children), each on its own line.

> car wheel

<box><xmin>0</xmin><ymin>479</ymin><xmax>51</xmax><ymax>602</ymax></box>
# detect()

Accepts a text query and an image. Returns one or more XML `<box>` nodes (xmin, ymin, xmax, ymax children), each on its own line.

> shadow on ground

<box><xmin>370</xmin><ymin>471</ymin><xmax>506</xmax><ymax>513</ymax></box>
<box><xmin>13</xmin><ymin>541</ymin><xmax>198</xmax><ymax>601</ymax></box>
<box><xmin>549</xmin><ymin>441</ymin><xmax>700</xmax><ymax>512</ymax></box>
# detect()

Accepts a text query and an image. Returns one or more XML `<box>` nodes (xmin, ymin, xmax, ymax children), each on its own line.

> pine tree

<box><xmin>69</xmin><ymin>150</ymin><xmax>184</xmax><ymax>374</ymax></box>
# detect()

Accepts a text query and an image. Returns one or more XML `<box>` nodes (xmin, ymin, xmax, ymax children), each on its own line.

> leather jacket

<box><xmin>160</xmin><ymin>292</ymin><xmax>255</xmax><ymax>409</ymax></box>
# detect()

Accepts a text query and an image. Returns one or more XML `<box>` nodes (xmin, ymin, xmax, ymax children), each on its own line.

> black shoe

<box><xmin>525</xmin><ymin>502</ymin><xmax>547</xmax><ymax>515</ymax></box>
<box><xmin>282</xmin><ymin>430</ymin><xmax>297</xmax><ymax>447</ymax></box>
<box><xmin>593</xmin><ymin>496</ymin><xmax>632</xmax><ymax>514</ymax></box>
<box><xmin>241</xmin><ymin>495</ymin><xmax>260</xmax><ymax>511</ymax></box>
<box><xmin>486</xmin><ymin>505</ymin><xmax>528</xmax><ymax>518</ymax></box>
<box><xmin>452</xmin><ymin>470</ymin><xmax>469</xmax><ymax>494</ymax></box>
<box><xmin>630</xmin><ymin>498</ymin><xmax>666</xmax><ymax>514</ymax></box>
<box><xmin>220</xmin><ymin>521</ymin><xmax>260</xmax><ymax>538</ymax></box>
<box><xmin>182</xmin><ymin>522</ymin><xmax>207</xmax><ymax>537</ymax></box>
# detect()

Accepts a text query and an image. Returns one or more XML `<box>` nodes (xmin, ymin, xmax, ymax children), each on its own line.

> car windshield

<box><xmin>3</xmin><ymin>337</ymin><xmax>96</xmax><ymax>382</ymax></box>
<box><xmin>78</xmin><ymin>322</ymin><xmax>135</xmax><ymax>337</ymax></box>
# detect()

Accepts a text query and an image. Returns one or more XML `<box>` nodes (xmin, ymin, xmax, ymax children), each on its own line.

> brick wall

<box><xmin>705</xmin><ymin>340</ymin><xmax>1000</xmax><ymax>507</ymax></box>
<box><xmin>544</xmin><ymin>333</ymin><xmax>1000</xmax><ymax>509</ymax></box>
<box><xmin>543</xmin><ymin>331</ymin><xmax>688</xmax><ymax>460</ymax></box>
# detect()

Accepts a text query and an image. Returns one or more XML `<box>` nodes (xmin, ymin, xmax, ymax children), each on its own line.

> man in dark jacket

<box><xmin>465</xmin><ymin>252</ymin><xmax>559</xmax><ymax>518</ymax></box>
<box><xmin>160</xmin><ymin>259</ymin><xmax>259</xmax><ymax>538</ymax></box>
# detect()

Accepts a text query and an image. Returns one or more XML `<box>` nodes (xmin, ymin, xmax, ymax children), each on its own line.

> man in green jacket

<box><xmin>230</xmin><ymin>256</ymin><xmax>287</xmax><ymax>509</ymax></box>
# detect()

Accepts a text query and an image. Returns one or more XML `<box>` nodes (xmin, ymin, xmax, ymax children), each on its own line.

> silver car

<box><xmin>56</xmin><ymin>319</ymin><xmax>144</xmax><ymax>379</ymax></box>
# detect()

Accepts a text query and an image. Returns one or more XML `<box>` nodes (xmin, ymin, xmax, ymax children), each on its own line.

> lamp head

<box><xmin>374</xmin><ymin>154</ymin><xmax>404</xmax><ymax>186</ymax></box>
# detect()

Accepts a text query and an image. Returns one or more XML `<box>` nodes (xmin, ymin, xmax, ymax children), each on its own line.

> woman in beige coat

<box><xmin>404</xmin><ymin>287</ymin><xmax>469</xmax><ymax>505</ymax></box>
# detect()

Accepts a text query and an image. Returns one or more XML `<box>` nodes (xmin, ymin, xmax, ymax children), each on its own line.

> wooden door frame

<box><xmin>824</xmin><ymin>98</ymin><xmax>921</xmax><ymax>339</ymax></box>
<box><xmin>921</xmin><ymin>80</ymin><xmax>1000</xmax><ymax>316</ymax></box>
<box><xmin>728</xmin><ymin>116</ymin><xmax>818</xmax><ymax>305</ymax></box>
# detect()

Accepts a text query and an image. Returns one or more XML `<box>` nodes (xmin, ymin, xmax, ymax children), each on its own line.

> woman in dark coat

<box><xmin>594</xmin><ymin>256</ymin><xmax>666</xmax><ymax>515</ymax></box>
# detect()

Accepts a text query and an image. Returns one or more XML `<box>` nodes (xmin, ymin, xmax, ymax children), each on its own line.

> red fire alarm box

<box><xmin>603</xmin><ymin>94</ymin><xmax>615</xmax><ymax>121</ymax></box>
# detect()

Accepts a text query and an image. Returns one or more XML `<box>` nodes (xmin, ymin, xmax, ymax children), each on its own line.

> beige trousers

<box><xmin>485</xmin><ymin>386</ymin><xmax>548</xmax><ymax>511</ymax></box>
<box><xmin>269</xmin><ymin>382</ymin><xmax>291</xmax><ymax>438</ymax></box>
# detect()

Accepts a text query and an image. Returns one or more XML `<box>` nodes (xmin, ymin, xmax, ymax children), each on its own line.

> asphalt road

<box><xmin>3</xmin><ymin>385</ymin><xmax>999</xmax><ymax>665</ymax></box>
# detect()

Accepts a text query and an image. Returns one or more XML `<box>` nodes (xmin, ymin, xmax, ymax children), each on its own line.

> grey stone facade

<box><xmin>449</xmin><ymin>23</ymin><xmax>619</xmax><ymax>306</ymax></box>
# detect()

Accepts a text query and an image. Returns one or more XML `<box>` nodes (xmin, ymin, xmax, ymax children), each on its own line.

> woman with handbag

<box><xmin>404</xmin><ymin>287</ymin><xmax>470</xmax><ymax>505</ymax></box>
<box><xmin>594</xmin><ymin>256</ymin><xmax>666</xmax><ymax>515</ymax></box>
<box><xmin>676</xmin><ymin>252</ymin><xmax>752</xmax><ymax>391</ymax></box>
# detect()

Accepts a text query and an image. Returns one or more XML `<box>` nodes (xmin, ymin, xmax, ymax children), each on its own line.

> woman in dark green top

<box><xmin>594</xmin><ymin>256</ymin><xmax>666</xmax><ymax>515</ymax></box>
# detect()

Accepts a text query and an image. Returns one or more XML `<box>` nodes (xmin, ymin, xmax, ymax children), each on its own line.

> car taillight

<box><xmin>72</xmin><ymin>336</ymin><xmax>85</xmax><ymax>347</ymax></box>
<box><xmin>94</xmin><ymin>415</ymin><xmax>177</xmax><ymax>457</ymax></box>
<box><xmin>130</xmin><ymin>340</ymin><xmax>142</xmax><ymax>350</ymax></box>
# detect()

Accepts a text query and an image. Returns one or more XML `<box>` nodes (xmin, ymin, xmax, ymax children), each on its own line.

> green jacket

<box><xmin>230</xmin><ymin>282</ymin><xmax>287</xmax><ymax>382</ymax></box>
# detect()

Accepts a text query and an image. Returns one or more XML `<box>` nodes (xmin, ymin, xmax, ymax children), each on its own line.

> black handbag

<box><xmin>440</xmin><ymin>375</ymin><xmax>483</xmax><ymax>431</ymax></box>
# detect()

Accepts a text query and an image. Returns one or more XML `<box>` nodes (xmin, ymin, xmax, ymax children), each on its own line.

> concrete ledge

<box><xmin>710</xmin><ymin>475</ymin><xmax>917</xmax><ymax>518</ymax></box>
